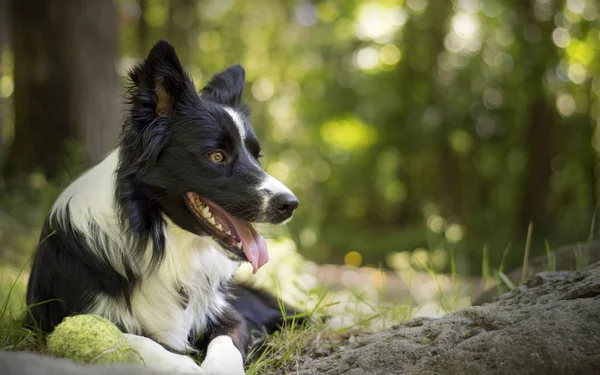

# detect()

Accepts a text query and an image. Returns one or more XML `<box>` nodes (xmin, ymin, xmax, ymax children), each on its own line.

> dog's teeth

<box><xmin>237</xmin><ymin>241</ymin><xmax>243</xmax><ymax>250</ymax></box>
<box><xmin>208</xmin><ymin>217</ymin><xmax>216</xmax><ymax>225</ymax></box>
<box><xmin>226</xmin><ymin>230</ymin><xmax>232</xmax><ymax>236</ymax></box>
<box><xmin>215</xmin><ymin>224</ymin><xmax>223</xmax><ymax>231</ymax></box>
<box><xmin>201</xmin><ymin>206</ymin><xmax>211</xmax><ymax>218</ymax></box>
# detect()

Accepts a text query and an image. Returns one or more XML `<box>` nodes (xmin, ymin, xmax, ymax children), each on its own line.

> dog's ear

<box><xmin>129</xmin><ymin>40</ymin><xmax>193</xmax><ymax>117</ymax></box>
<box><xmin>200</xmin><ymin>64</ymin><xmax>245</xmax><ymax>107</ymax></box>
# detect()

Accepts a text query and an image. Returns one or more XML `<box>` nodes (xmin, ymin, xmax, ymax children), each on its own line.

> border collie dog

<box><xmin>26</xmin><ymin>40</ymin><xmax>300</xmax><ymax>374</ymax></box>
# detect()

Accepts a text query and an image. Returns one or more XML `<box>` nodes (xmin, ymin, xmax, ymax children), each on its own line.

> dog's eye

<box><xmin>208</xmin><ymin>151</ymin><xmax>226</xmax><ymax>163</ymax></box>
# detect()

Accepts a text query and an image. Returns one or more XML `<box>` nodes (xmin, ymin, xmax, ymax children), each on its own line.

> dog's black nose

<box><xmin>273</xmin><ymin>193</ymin><xmax>299</xmax><ymax>216</ymax></box>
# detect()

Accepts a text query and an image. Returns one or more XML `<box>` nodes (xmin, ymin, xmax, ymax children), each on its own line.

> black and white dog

<box><xmin>26</xmin><ymin>40</ymin><xmax>300</xmax><ymax>374</ymax></box>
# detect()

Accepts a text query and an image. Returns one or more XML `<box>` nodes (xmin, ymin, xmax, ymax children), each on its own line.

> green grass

<box><xmin>244</xmin><ymin>286</ymin><xmax>413</xmax><ymax>374</ymax></box>
<box><xmin>0</xmin><ymin>264</ymin><xmax>44</xmax><ymax>353</ymax></box>
<box><xmin>0</xmin><ymin>204</ymin><xmax>597</xmax><ymax>373</ymax></box>
<box><xmin>520</xmin><ymin>222</ymin><xmax>534</xmax><ymax>285</ymax></box>
<box><xmin>0</xmin><ymin>230</ymin><xmax>61</xmax><ymax>354</ymax></box>
<box><xmin>582</xmin><ymin>208</ymin><xmax>597</xmax><ymax>269</ymax></box>
<box><xmin>543</xmin><ymin>240</ymin><xmax>555</xmax><ymax>272</ymax></box>
<box><xmin>494</xmin><ymin>242</ymin><xmax>512</xmax><ymax>293</ymax></box>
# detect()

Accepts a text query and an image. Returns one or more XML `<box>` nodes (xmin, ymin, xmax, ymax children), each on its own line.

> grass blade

<box><xmin>544</xmin><ymin>240</ymin><xmax>554</xmax><ymax>272</ymax></box>
<box><xmin>498</xmin><ymin>272</ymin><xmax>515</xmax><ymax>290</ymax></box>
<box><xmin>520</xmin><ymin>222</ymin><xmax>533</xmax><ymax>284</ymax></box>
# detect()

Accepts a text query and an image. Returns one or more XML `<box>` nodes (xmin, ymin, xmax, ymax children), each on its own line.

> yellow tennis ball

<box><xmin>46</xmin><ymin>314</ymin><xmax>130</xmax><ymax>364</ymax></box>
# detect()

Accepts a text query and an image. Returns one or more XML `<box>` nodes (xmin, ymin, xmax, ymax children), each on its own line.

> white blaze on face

<box><xmin>224</xmin><ymin>106</ymin><xmax>263</xmax><ymax>168</ymax></box>
<box><xmin>223</xmin><ymin>105</ymin><xmax>296</xmax><ymax>219</ymax></box>
<box><xmin>223</xmin><ymin>107</ymin><xmax>246</xmax><ymax>141</ymax></box>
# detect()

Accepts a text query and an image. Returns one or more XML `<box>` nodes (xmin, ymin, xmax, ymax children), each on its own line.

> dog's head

<box><xmin>117</xmin><ymin>40</ymin><xmax>298</xmax><ymax>272</ymax></box>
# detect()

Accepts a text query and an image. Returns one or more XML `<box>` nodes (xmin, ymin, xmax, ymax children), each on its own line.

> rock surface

<box><xmin>0</xmin><ymin>350</ymin><xmax>169</xmax><ymax>375</ymax></box>
<box><xmin>295</xmin><ymin>262</ymin><xmax>600</xmax><ymax>374</ymax></box>
<box><xmin>1</xmin><ymin>262</ymin><xmax>600</xmax><ymax>375</ymax></box>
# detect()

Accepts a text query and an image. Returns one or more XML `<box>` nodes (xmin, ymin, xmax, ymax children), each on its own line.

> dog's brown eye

<box><xmin>208</xmin><ymin>151</ymin><xmax>225</xmax><ymax>163</ymax></box>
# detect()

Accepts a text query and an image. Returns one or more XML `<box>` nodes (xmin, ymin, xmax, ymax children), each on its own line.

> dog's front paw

<box><xmin>125</xmin><ymin>334</ymin><xmax>202</xmax><ymax>374</ymax></box>
<box><xmin>199</xmin><ymin>359</ymin><xmax>245</xmax><ymax>375</ymax></box>
<box><xmin>199</xmin><ymin>336</ymin><xmax>245</xmax><ymax>375</ymax></box>
<box><xmin>169</xmin><ymin>355</ymin><xmax>204</xmax><ymax>374</ymax></box>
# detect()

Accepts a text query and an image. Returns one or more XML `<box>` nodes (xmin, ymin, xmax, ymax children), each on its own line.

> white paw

<box><xmin>167</xmin><ymin>356</ymin><xmax>204</xmax><ymax>374</ymax></box>
<box><xmin>124</xmin><ymin>333</ymin><xmax>202</xmax><ymax>374</ymax></box>
<box><xmin>168</xmin><ymin>355</ymin><xmax>203</xmax><ymax>374</ymax></box>
<box><xmin>199</xmin><ymin>336</ymin><xmax>245</xmax><ymax>375</ymax></box>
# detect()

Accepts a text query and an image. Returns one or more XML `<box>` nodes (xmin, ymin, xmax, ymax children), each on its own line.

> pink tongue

<box><xmin>228</xmin><ymin>216</ymin><xmax>269</xmax><ymax>274</ymax></box>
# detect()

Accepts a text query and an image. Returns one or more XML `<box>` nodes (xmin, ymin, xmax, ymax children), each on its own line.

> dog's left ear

<box><xmin>201</xmin><ymin>64</ymin><xmax>245</xmax><ymax>107</ymax></box>
<box><xmin>129</xmin><ymin>40</ymin><xmax>194</xmax><ymax>117</ymax></box>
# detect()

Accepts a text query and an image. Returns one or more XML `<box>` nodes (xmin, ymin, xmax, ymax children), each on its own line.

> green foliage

<box><xmin>115</xmin><ymin>0</ymin><xmax>599</xmax><ymax>275</ymax></box>
<box><xmin>0</xmin><ymin>262</ymin><xmax>44</xmax><ymax>353</ymax></box>
<box><xmin>2</xmin><ymin>0</ymin><xmax>600</xmax><ymax>276</ymax></box>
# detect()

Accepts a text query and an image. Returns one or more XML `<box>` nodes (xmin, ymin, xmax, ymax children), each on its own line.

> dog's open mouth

<box><xmin>184</xmin><ymin>192</ymin><xmax>268</xmax><ymax>273</ymax></box>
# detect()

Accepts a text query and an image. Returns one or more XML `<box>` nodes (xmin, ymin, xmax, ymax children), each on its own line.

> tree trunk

<box><xmin>166</xmin><ymin>0</ymin><xmax>198</xmax><ymax>66</ymax></box>
<box><xmin>137</xmin><ymin>0</ymin><xmax>149</xmax><ymax>57</ymax></box>
<box><xmin>3</xmin><ymin>0</ymin><xmax>120</xmax><ymax>180</ymax></box>
<box><xmin>0</xmin><ymin>0</ymin><xmax>10</xmax><ymax>155</ymax></box>
<box><xmin>520</xmin><ymin>97</ymin><xmax>555</xmax><ymax>233</ymax></box>
<box><xmin>516</xmin><ymin>0</ymin><xmax>560</xmax><ymax>236</ymax></box>
<box><xmin>63</xmin><ymin>0</ymin><xmax>121</xmax><ymax>165</ymax></box>
<box><xmin>4</xmin><ymin>0</ymin><xmax>70</xmax><ymax>179</ymax></box>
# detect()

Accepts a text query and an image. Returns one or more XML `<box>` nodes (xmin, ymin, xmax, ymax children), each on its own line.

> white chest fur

<box><xmin>90</xmin><ymin>224</ymin><xmax>239</xmax><ymax>351</ymax></box>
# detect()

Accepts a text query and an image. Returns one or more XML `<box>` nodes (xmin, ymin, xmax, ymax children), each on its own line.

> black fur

<box><xmin>201</xmin><ymin>64</ymin><xmax>246</xmax><ymax>107</ymax></box>
<box><xmin>26</xmin><ymin>212</ymin><xmax>137</xmax><ymax>332</ymax></box>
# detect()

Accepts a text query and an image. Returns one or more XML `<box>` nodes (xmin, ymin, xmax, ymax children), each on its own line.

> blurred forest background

<box><xmin>0</xmin><ymin>0</ymin><xmax>599</xmax><ymax>284</ymax></box>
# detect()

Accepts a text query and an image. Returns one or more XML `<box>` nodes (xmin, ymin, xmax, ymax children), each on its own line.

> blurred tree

<box><xmin>3</xmin><ymin>0</ymin><xmax>120</xmax><ymax>180</ymax></box>
<box><xmin>137</xmin><ymin>0</ymin><xmax>150</xmax><ymax>57</ymax></box>
<box><xmin>0</xmin><ymin>0</ymin><xmax>9</xmax><ymax>151</ymax></box>
<box><xmin>166</xmin><ymin>0</ymin><xmax>199</xmax><ymax>66</ymax></box>
<box><xmin>515</xmin><ymin>0</ymin><xmax>560</xmax><ymax>237</ymax></box>
<box><xmin>1</xmin><ymin>0</ymin><xmax>599</xmax><ymax>275</ymax></box>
